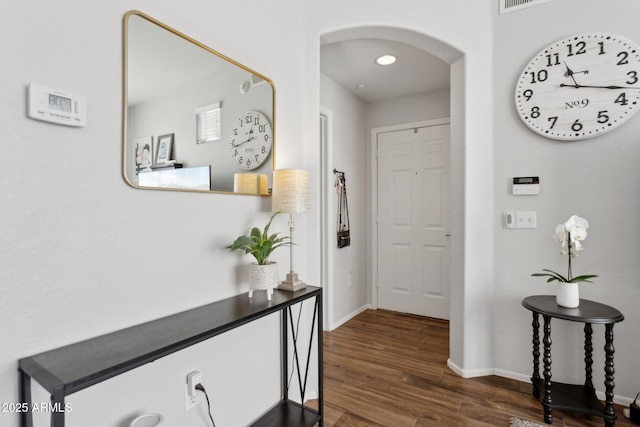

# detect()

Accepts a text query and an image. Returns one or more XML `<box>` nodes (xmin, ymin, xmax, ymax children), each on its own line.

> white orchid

<box><xmin>554</xmin><ymin>223</ymin><xmax>567</xmax><ymax>250</ymax></box>
<box><xmin>564</xmin><ymin>215</ymin><xmax>588</xmax><ymax>252</ymax></box>
<box><xmin>532</xmin><ymin>215</ymin><xmax>597</xmax><ymax>283</ymax></box>
<box><xmin>554</xmin><ymin>215</ymin><xmax>589</xmax><ymax>254</ymax></box>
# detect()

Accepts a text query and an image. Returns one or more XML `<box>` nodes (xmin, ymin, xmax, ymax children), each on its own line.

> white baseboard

<box><xmin>446</xmin><ymin>359</ymin><xmax>496</xmax><ymax>378</ymax></box>
<box><xmin>446</xmin><ymin>359</ymin><xmax>634</xmax><ymax>406</ymax></box>
<box><xmin>328</xmin><ymin>304</ymin><xmax>371</xmax><ymax>331</ymax></box>
<box><xmin>304</xmin><ymin>390</ymin><xmax>318</xmax><ymax>401</ymax></box>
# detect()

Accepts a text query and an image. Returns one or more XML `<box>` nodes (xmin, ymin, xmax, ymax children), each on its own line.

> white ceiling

<box><xmin>320</xmin><ymin>38</ymin><xmax>450</xmax><ymax>104</ymax></box>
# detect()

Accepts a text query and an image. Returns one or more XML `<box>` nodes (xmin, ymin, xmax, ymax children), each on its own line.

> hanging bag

<box><xmin>336</xmin><ymin>172</ymin><xmax>351</xmax><ymax>248</ymax></box>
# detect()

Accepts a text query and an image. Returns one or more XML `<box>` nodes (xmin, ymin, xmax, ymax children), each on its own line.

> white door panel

<box><xmin>377</xmin><ymin>124</ymin><xmax>451</xmax><ymax>319</ymax></box>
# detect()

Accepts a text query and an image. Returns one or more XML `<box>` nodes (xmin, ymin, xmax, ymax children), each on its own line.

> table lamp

<box><xmin>271</xmin><ymin>169</ymin><xmax>309</xmax><ymax>291</ymax></box>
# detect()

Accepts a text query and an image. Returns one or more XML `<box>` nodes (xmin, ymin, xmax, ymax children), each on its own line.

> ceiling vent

<box><xmin>499</xmin><ymin>0</ymin><xmax>552</xmax><ymax>14</ymax></box>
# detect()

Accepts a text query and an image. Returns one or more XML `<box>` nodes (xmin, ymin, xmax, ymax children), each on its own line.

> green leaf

<box><xmin>568</xmin><ymin>274</ymin><xmax>598</xmax><ymax>283</ymax></box>
<box><xmin>250</xmin><ymin>227</ymin><xmax>262</xmax><ymax>240</ymax></box>
<box><xmin>531</xmin><ymin>269</ymin><xmax>568</xmax><ymax>283</ymax></box>
<box><xmin>225</xmin><ymin>212</ymin><xmax>291</xmax><ymax>265</ymax></box>
<box><xmin>531</xmin><ymin>269</ymin><xmax>597</xmax><ymax>283</ymax></box>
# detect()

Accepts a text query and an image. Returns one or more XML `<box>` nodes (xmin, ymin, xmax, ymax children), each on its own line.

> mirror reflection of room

<box><xmin>124</xmin><ymin>11</ymin><xmax>275</xmax><ymax>194</ymax></box>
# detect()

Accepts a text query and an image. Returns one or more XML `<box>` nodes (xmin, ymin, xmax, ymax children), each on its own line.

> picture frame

<box><xmin>133</xmin><ymin>136</ymin><xmax>153</xmax><ymax>175</ymax></box>
<box><xmin>156</xmin><ymin>133</ymin><xmax>174</xmax><ymax>164</ymax></box>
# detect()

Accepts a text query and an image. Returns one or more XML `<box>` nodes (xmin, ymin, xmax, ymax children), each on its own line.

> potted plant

<box><xmin>226</xmin><ymin>212</ymin><xmax>291</xmax><ymax>300</ymax></box>
<box><xmin>531</xmin><ymin>215</ymin><xmax>597</xmax><ymax>308</ymax></box>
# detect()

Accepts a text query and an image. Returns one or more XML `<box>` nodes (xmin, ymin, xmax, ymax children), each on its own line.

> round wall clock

<box><xmin>229</xmin><ymin>111</ymin><xmax>273</xmax><ymax>170</ymax></box>
<box><xmin>515</xmin><ymin>32</ymin><xmax>640</xmax><ymax>140</ymax></box>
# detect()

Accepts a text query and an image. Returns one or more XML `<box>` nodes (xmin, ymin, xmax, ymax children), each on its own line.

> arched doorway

<box><xmin>319</xmin><ymin>26</ymin><xmax>465</xmax><ymax>359</ymax></box>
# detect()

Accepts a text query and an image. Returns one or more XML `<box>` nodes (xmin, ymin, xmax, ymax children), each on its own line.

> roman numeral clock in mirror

<box><xmin>515</xmin><ymin>32</ymin><xmax>640</xmax><ymax>140</ymax></box>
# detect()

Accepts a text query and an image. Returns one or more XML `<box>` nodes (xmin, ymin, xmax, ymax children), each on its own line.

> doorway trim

<box><xmin>370</xmin><ymin>117</ymin><xmax>451</xmax><ymax>311</ymax></box>
<box><xmin>320</xmin><ymin>106</ymin><xmax>334</xmax><ymax>330</ymax></box>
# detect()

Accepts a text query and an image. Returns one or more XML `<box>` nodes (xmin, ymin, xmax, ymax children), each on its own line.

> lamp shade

<box><xmin>271</xmin><ymin>169</ymin><xmax>309</xmax><ymax>213</ymax></box>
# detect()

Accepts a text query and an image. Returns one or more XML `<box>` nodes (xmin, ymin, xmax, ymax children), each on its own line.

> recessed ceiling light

<box><xmin>375</xmin><ymin>54</ymin><xmax>397</xmax><ymax>66</ymax></box>
<box><xmin>356</xmin><ymin>83</ymin><xmax>366</xmax><ymax>89</ymax></box>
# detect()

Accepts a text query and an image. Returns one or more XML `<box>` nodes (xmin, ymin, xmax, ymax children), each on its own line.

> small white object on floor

<box><xmin>130</xmin><ymin>413</ymin><xmax>164</xmax><ymax>427</ymax></box>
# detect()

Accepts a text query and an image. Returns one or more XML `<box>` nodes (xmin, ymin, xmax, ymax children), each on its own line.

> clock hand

<box><xmin>560</xmin><ymin>83</ymin><xmax>640</xmax><ymax>89</ymax></box>
<box><xmin>563</xmin><ymin>61</ymin><xmax>580</xmax><ymax>86</ymax></box>
<box><xmin>231</xmin><ymin>135</ymin><xmax>255</xmax><ymax>148</ymax></box>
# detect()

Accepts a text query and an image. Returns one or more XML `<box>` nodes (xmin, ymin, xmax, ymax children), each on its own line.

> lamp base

<box><xmin>278</xmin><ymin>272</ymin><xmax>307</xmax><ymax>292</ymax></box>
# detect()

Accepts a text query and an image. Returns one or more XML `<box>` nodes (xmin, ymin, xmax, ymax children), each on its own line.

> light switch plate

<box><xmin>516</xmin><ymin>211</ymin><xmax>537</xmax><ymax>229</ymax></box>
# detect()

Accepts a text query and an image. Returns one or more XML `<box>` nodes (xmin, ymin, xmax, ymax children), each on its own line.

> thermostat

<box><xmin>27</xmin><ymin>83</ymin><xmax>87</xmax><ymax>127</ymax></box>
<box><xmin>512</xmin><ymin>176</ymin><xmax>540</xmax><ymax>195</ymax></box>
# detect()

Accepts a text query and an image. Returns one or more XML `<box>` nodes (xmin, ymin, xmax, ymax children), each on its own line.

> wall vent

<box><xmin>499</xmin><ymin>0</ymin><xmax>552</xmax><ymax>14</ymax></box>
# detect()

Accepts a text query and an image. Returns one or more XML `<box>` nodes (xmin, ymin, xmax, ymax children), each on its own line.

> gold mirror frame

<box><xmin>122</xmin><ymin>10</ymin><xmax>276</xmax><ymax>195</ymax></box>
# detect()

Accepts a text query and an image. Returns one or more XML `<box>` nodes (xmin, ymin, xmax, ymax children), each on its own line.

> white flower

<box><xmin>554</xmin><ymin>215</ymin><xmax>589</xmax><ymax>253</ymax></box>
<box><xmin>554</xmin><ymin>223</ymin><xmax>567</xmax><ymax>248</ymax></box>
<box><xmin>564</xmin><ymin>215</ymin><xmax>589</xmax><ymax>250</ymax></box>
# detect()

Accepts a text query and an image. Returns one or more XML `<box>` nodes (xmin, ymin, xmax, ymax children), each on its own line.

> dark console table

<box><xmin>19</xmin><ymin>286</ymin><xmax>323</xmax><ymax>427</ymax></box>
<box><xmin>522</xmin><ymin>295</ymin><xmax>624</xmax><ymax>426</ymax></box>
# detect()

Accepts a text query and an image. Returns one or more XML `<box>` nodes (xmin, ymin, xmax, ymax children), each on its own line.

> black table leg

<box><xmin>282</xmin><ymin>306</ymin><xmax>289</xmax><ymax>402</ymax></box>
<box><xmin>542</xmin><ymin>315</ymin><xmax>553</xmax><ymax>424</ymax></box>
<box><xmin>604</xmin><ymin>323</ymin><xmax>616</xmax><ymax>427</ymax></box>
<box><xmin>531</xmin><ymin>312</ymin><xmax>541</xmax><ymax>398</ymax></box>
<box><xmin>584</xmin><ymin>323</ymin><xmax>593</xmax><ymax>390</ymax></box>
<box><xmin>19</xmin><ymin>370</ymin><xmax>33</xmax><ymax>427</ymax></box>
<box><xmin>51</xmin><ymin>386</ymin><xmax>65</xmax><ymax>427</ymax></box>
<box><xmin>317</xmin><ymin>293</ymin><xmax>323</xmax><ymax>427</ymax></box>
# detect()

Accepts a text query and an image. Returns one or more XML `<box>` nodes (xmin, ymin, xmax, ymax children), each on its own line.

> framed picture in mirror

<box><xmin>156</xmin><ymin>133</ymin><xmax>174</xmax><ymax>164</ymax></box>
<box><xmin>134</xmin><ymin>136</ymin><xmax>153</xmax><ymax>175</ymax></box>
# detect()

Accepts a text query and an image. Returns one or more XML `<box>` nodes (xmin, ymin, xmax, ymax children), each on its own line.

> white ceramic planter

<box><xmin>248</xmin><ymin>262</ymin><xmax>277</xmax><ymax>300</ymax></box>
<box><xmin>556</xmin><ymin>282</ymin><xmax>580</xmax><ymax>308</ymax></box>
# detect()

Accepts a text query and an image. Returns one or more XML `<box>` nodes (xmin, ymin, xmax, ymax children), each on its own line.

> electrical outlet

<box><xmin>347</xmin><ymin>271</ymin><xmax>353</xmax><ymax>287</ymax></box>
<box><xmin>184</xmin><ymin>371</ymin><xmax>202</xmax><ymax>411</ymax></box>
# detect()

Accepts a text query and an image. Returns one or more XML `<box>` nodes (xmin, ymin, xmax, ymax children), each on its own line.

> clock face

<box><xmin>515</xmin><ymin>33</ymin><xmax>640</xmax><ymax>140</ymax></box>
<box><xmin>229</xmin><ymin>111</ymin><xmax>273</xmax><ymax>170</ymax></box>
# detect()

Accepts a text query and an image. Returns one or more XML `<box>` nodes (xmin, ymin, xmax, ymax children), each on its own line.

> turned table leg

<box><xmin>604</xmin><ymin>323</ymin><xmax>616</xmax><ymax>427</ymax></box>
<box><xmin>584</xmin><ymin>323</ymin><xmax>593</xmax><ymax>390</ymax></box>
<box><xmin>531</xmin><ymin>312</ymin><xmax>541</xmax><ymax>397</ymax></box>
<box><xmin>542</xmin><ymin>315</ymin><xmax>553</xmax><ymax>424</ymax></box>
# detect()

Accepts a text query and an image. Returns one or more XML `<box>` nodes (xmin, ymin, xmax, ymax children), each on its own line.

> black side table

<box><xmin>522</xmin><ymin>295</ymin><xmax>624</xmax><ymax>426</ymax></box>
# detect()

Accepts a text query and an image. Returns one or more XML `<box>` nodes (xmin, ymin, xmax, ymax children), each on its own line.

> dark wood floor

<box><xmin>310</xmin><ymin>309</ymin><xmax>634</xmax><ymax>427</ymax></box>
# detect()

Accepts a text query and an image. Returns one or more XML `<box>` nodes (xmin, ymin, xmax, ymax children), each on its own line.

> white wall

<box><xmin>0</xmin><ymin>0</ymin><xmax>307</xmax><ymax>425</ymax></box>
<box><xmin>367</xmin><ymin>87</ymin><xmax>450</xmax><ymax>129</ymax></box>
<box><xmin>319</xmin><ymin>74</ymin><xmax>369</xmax><ymax>328</ymax></box>
<box><xmin>492</xmin><ymin>0</ymin><xmax>640</xmax><ymax>402</ymax></box>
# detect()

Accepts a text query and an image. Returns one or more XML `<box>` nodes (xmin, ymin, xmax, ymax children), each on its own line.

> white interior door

<box><xmin>377</xmin><ymin>124</ymin><xmax>451</xmax><ymax>319</ymax></box>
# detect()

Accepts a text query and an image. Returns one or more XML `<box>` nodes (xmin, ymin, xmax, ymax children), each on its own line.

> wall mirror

<box><xmin>123</xmin><ymin>11</ymin><xmax>276</xmax><ymax>195</ymax></box>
